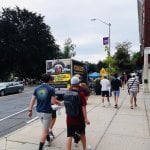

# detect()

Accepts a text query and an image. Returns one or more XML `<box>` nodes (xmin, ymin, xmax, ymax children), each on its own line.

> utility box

<box><xmin>144</xmin><ymin>79</ymin><xmax>148</xmax><ymax>84</ymax></box>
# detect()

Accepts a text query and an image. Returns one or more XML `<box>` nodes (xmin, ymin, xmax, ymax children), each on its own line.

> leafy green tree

<box><xmin>97</xmin><ymin>60</ymin><xmax>107</xmax><ymax>72</ymax></box>
<box><xmin>0</xmin><ymin>6</ymin><xmax>60</xmax><ymax>80</ymax></box>
<box><xmin>103</xmin><ymin>56</ymin><xmax>116</xmax><ymax>75</ymax></box>
<box><xmin>113</xmin><ymin>41</ymin><xmax>132</xmax><ymax>74</ymax></box>
<box><xmin>88</xmin><ymin>63</ymin><xmax>97</xmax><ymax>73</ymax></box>
<box><xmin>130</xmin><ymin>51</ymin><xmax>143</xmax><ymax>71</ymax></box>
<box><xmin>63</xmin><ymin>38</ymin><xmax>76</xmax><ymax>58</ymax></box>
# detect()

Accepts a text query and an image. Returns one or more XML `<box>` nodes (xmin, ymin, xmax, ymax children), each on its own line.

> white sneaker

<box><xmin>102</xmin><ymin>103</ymin><xmax>105</xmax><ymax>107</ymax></box>
<box><xmin>84</xmin><ymin>145</ymin><xmax>92</xmax><ymax>150</ymax></box>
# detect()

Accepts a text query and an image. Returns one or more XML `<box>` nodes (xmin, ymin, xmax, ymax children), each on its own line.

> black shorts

<box><xmin>67</xmin><ymin>124</ymin><xmax>85</xmax><ymax>137</ymax></box>
<box><xmin>52</xmin><ymin>110</ymin><xmax>56</xmax><ymax>118</ymax></box>
<box><xmin>101</xmin><ymin>91</ymin><xmax>109</xmax><ymax>97</ymax></box>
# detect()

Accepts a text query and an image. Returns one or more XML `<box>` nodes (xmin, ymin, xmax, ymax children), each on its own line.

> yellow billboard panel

<box><xmin>54</xmin><ymin>74</ymin><xmax>71</xmax><ymax>82</ymax></box>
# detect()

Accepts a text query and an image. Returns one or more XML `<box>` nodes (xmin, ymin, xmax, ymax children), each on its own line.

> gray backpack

<box><xmin>63</xmin><ymin>90</ymin><xmax>81</xmax><ymax>117</ymax></box>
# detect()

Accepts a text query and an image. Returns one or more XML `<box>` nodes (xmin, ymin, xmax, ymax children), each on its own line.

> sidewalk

<box><xmin>0</xmin><ymin>87</ymin><xmax>150</xmax><ymax>150</ymax></box>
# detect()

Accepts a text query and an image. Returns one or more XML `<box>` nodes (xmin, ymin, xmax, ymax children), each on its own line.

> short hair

<box><xmin>114</xmin><ymin>73</ymin><xmax>118</xmax><ymax>78</ymax></box>
<box><xmin>104</xmin><ymin>76</ymin><xmax>107</xmax><ymax>79</ymax></box>
<box><xmin>41</xmin><ymin>73</ymin><xmax>54</xmax><ymax>83</ymax></box>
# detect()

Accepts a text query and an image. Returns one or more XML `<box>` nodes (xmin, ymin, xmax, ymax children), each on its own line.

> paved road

<box><xmin>1</xmin><ymin>86</ymin><xmax>150</xmax><ymax>150</ymax></box>
<box><xmin>0</xmin><ymin>86</ymin><xmax>37</xmax><ymax>137</ymax></box>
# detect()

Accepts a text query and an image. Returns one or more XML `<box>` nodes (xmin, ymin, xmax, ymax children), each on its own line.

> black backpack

<box><xmin>63</xmin><ymin>90</ymin><xmax>81</xmax><ymax>117</ymax></box>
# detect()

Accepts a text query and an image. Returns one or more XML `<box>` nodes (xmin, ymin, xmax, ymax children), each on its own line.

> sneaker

<box><xmin>102</xmin><ymin>103</ymin><xmax>105</xmax><ymax>107</ymax></box>
<box><xmin>73</xmin><ymin>132</ymin><xmax>80</xmax><ymax>144</ymax></box>
<box><xmin>114</xmin><ymin>104</ymin><xmax>117</xmax><ymax>108</ymax></box>
<box><xmin>130</xmin><ymin>106</ymin><xmax>133</xmax><ymax>109</ymax></box>
<box><xmin>46</xmin><ymin>135</ymin><xmax>52</xmax><ymax>146</ymax></box>
<box><xmin>134</xmin><ymin>104</ymin><xmax>137</xmax><ymax>107</ymax></box>
<box><xmin>49</xmin><ymin>131</ymin><xmax>55</xmax><ymax>138</ymax></box>
<box><xmin>75</xmin><ymin>143</ymin><xmax>78</xmax><ymax>147</ymax></box>
<box><xmin>87</xmin><ymin>145</ymin><xmax>92</xmax><ymax>150</ymax></box>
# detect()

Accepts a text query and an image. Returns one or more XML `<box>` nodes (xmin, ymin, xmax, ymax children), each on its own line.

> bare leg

<box><xmin>102</xmin><ymin>97</ymin><xmax>105</xmax><ymax>107</ymax></box>
<box><xmin>40</xmin><ymin>128</ymin><xmax>49</xmax><ymax>143</ymax></box>
<box><xmin>102</xmin><ymin>97</ymin><xmax>104</xmax><ymax>103</ymax></box>
<box><xmin>80</xmin><ymin>134</ymin><xmax>86</xmax><ymax>150</ymax></box>
<box><xmin>107</xmin><ymin>96</ymin><xmax>110</xmax><ymax>103</ymax></box>
<box><xmin>130</xmin><ymin>96</ymin><xmax>133</xmax><ymax>108</ymax></box>
<box><xmin>116</xmin><ymin>96</ymin><xmax>119</xmax><ymax>105</ymax></box>
<box><xmin>134</xmin><ymin>96</ymin><xmax>137</xmax><ymax>107</ymax></box>
<box><xmin>114</xmin><ymin>95</ymin><xmax>118</xmax><ymax>108</ymax></box>
<box><xmin>114</xmin><ymin>95</ymin><xmax>116</xmax><ymax>105</ymax></box>
<box><xmin>66</xmin><ymin>137</ymin><xmax>72</xmax><ymax>150</ymax></box>
<box><xmin>49</xmin><ymin>117</ymin><xmax>56</xmax><ymax>129</ymax></box>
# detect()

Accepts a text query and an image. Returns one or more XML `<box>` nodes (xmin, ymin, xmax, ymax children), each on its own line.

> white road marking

<box><xmin>26</xmin><ymin>116</ymin><xmax>39</xmax><ymax>124</ymax></box>
<box><xmin>0</xmin><ymin>108</ymin><xmax>28</xmax><ymax>122</ymax></box>
<box><xmin>0</xmin><ymin>104</ymin><xmax>36</xmax><ymax>122</ymax></box>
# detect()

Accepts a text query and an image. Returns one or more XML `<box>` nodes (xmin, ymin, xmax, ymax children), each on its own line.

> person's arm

<box><xmin>119</xmin><ymin>80</ymin><xmax>122</xmax><ymax>87</ymax></box>
<box><xmin>108</xmin><ymin>80</ymin><xmax>111</xmax><ymax>87</ymax></box>
<box><xmin>137</xmin><ymin>80</ymin><xmax>140</xmax><ymax>92</ymax></box>
<box><xmin>80</xmin><ymin>92</ymin><xmax>90</xmax><ymax>125</ymax></box>
<box><xmin>82</xmin><ymin>106</ymin><xmax>90</xmax><ymax>125</ymax></box>
<box><xmin>51</xmin><ymin>96</ymin><xmax>61</xmax><ymax>105</ymax></box>
<box><xmin>28</xmin><ymin>95</ymin><xmax>36</xmax><ymax>118</ymax></box>
<box><xmin>138</xmin><ymin>84</ymin><xmax>139</xmax><ymax>92</ymax></box>
<box><xmin>127</xmin><ymin>80</ymin><xmax>129</xmax><ymax>89</ymax></box>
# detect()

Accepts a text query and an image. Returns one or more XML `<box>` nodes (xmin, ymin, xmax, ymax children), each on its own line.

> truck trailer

<box><xmin>46</xmin><ymin>58</ymin><xmax>88</xmax><ymax>99</ymax></box>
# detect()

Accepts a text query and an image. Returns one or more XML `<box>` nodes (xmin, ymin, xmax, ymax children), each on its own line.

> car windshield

<box><xmin>0</xmin><ymin>83</ymin><xmax>7</xmax><ymax>87</ymax></box>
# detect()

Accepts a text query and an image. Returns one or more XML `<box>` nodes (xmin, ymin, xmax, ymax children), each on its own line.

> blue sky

<box><xmin>0</xmin><ymin>0</ymin><xmax>140</xmax><ymax>63</ymax></box>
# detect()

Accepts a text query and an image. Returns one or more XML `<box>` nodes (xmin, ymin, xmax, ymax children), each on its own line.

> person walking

<box><xmin>74</xmin><ymin>74</ymin><xmax>90</xmax><ymax>101</ymax></box>
<box><xmin>100</xmin><ymin>75</ymin><xmax>111</xmax><ymax>107</ymax></box>
<box><xmin>65</xmin><ymin>76</ymin><xmax>90</xmax><ymax>150</ymax></box>
<box><xmin>48</xmin><ymin>96</ymin><xmax>62</xmax><ymax>139</ymax></box>
<box><xmin>28</xmin><ymin>73</ymin><xmax>61</xmax><ymax>150</ymax></box>
<box><xmin>127</xmin><ymin>73</ymin><xmax>139</xmax><ymax>109</ymax></box>
<box><xmin>111</xmin><ymin>73</ymin><xmax>122</xmax><ymax>108</ymax></box>
<box><xmin>120</xmin><ymin>74</ymin><xmax>125</xmax><ymax>89</ymax></box>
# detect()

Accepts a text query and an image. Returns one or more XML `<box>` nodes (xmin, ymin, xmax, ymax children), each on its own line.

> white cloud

<box><xmin>73</xmin><ymin>53</ymin><xmax>107</xmax><ymax>64</ymax></box>
<box><xmin>0</xmin><ymin>0</ymin><xmax>140</xmax><ymax>63</ymax></box>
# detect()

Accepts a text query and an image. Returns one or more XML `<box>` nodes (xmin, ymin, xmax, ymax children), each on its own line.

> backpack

<box><xmin>63</xmin><ymin>90</ymin><xmax>81</xmax><ymax>117</ymax></box>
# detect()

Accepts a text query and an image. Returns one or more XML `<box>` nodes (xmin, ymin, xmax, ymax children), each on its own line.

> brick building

<box><xmin>138</xmin><ymin>0</ymin><xmax>150</xmax><ymax>92</ymax></box>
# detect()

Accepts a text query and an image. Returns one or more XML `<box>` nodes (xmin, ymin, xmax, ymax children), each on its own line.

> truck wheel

<box><xmin>0</xmin><ymin>90</ymin><xmax>5</xmax><ymax>96</ymax></box>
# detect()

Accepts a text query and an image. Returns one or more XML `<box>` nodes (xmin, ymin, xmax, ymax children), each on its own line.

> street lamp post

<box><xmin>91</xmin><ymin>18</ymin><xmax>111</xmax><ymax>78</ymax></box>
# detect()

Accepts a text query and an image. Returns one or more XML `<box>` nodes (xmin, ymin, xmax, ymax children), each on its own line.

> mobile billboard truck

<box><xmin>46</xmin><ymin>59</ymin><xmax>88</xmax><ymax>100</ymax></box>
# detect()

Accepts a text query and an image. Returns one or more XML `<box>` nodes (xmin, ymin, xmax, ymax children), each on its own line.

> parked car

<box><xmin>0</xmin><ymin>82</ymin><xmax>24</xmax><ymax>96</ymax></box>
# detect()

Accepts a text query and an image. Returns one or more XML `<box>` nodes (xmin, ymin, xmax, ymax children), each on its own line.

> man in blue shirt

<box><xmin>28</xmin><ymin>73</ymin><xmax>60</xmax><ymax>150</ymax></box>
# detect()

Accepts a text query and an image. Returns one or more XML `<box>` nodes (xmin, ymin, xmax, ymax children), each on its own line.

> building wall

<box><xmin>144</xmin><ymin>0</ymin><xmax>150</xmax><ymax>47</ymax></box>
<box><xmin>138</xmin><ymin>0</ymin><xmax>150</xmax><ymax>92</ymax></box>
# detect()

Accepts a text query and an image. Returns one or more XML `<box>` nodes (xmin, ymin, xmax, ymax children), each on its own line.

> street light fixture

<box><xmin>91</xmin><ymin>18</ymin><xmax>111</xmax><ymax>78</ymax></box>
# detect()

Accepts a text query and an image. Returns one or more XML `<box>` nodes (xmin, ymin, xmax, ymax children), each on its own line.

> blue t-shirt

<box><xmin>33</xmin><ymin>83</ymin><xmax>55</xmax><ymax>113</ymax></box>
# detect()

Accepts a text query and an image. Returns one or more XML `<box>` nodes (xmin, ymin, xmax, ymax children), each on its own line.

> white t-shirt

<box><xmin>100</xmin><ymin>79</ymin><xmax>110</xmax><ymax>91</ymax></box>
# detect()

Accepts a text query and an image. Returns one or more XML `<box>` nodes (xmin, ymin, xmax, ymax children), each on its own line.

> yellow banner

<box><xmin>54</xmin><ymin>74</ymin><xmax>71</xmax><ymax>82</ymax></box>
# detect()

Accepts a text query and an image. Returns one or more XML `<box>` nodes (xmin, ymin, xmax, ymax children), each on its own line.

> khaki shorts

<box><xmin>129</xmin><ymin>91</ymin><xmax>138</xmax><ymax>97</ymax></box>
<box><xmin>37</xmin><ymin>112</ymin><xmax>52</xmax><ymax>129</ymax></box>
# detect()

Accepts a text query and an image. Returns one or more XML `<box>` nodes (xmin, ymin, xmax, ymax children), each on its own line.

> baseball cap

<box><xmin>71</xmin><ymin>76</ymin><xmax>80</xmax><ymax>85</ymax></box>
<box><xmin>131</xmin><ymin>73</ymin><xmax>136</xmax><ymax>77</ymax></box>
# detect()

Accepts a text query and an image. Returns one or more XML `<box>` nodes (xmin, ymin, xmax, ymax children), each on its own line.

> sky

<box><xmin>0</xmin><ymin>0</ymin><xmax>140</xmax><ymax>63</ymax></box>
